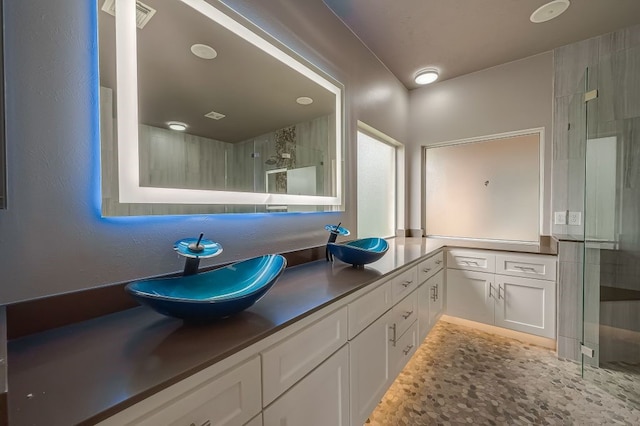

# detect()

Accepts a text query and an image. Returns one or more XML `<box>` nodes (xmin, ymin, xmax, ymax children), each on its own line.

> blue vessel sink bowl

<box><xmin>327</xmin><ymin>238</ymin><xmax>389</xmax><ymax>267</ymax></box>
<box><xmin>126</xmin><ymin>254</ymin><xmax>287</xmax><ymax>321</ymax></box>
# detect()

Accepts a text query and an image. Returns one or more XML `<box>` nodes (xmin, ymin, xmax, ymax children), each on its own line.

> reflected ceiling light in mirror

<box><xmin>190</xmin><ymin>43</ymin><xmax>218</xmax><ymax>59</ymax></box>
<box><xmin>168</xmin><ymin>121</ymin><xmax>188</xmax><ymax>131</ymax></box>
<box><xmin>530</xmin><ymin>0</ymin><xmax>570</xmax><ymax>23</ymax></box>
<box><xmin>296</xmin><ymin>96</ymin><xmax>313</xmax><ymax>105</ymax></box>
<box><xmin>414</xmin><ymin>69</ymin><xmax>439</xmax><ymax>85</ymax></box>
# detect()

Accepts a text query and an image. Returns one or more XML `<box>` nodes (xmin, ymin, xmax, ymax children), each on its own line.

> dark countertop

<box><xmin>6</xmin><ymin>237</ymin><xmax>556</xmax><ymax>426</ymax></box>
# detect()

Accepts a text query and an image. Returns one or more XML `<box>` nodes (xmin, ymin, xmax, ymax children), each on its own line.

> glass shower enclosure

<box><xmin>580</xmin><ymin>43</ymin><xmax>640</xmax><ymax>408</ymax></box>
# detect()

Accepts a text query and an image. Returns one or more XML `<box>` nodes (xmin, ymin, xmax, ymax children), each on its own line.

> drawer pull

<box><xmin>190</xmin><ymin>421</ymin><xmax>211</xmax><ymax>426</ymax></box>
<box><xmin>403</xmin><ymin>344</ymin><xmax>414</xmax><ymax>355</ymax></box>
<box><xmin>489</xmin><ymin>282</ymin><xmax>493</xmax><ymax>298</ymax></box>
<box><xmin>401</xmin><ymin>280</ymin><xmax>413</xmax><ymax>288</ymax></box>
<box><xmin>435</xmin><ymin>259</ymin><xmax>443</xmax><ymax>265</ymax></box>
<box><xmin>423</xmin><ymin>267</ymin><xmax>431</xmax><ymax>273</ymax></box>
<box><xmin>498</xmin><ymin>284</ymin><xmax>503</xmax><ymax>299</ymax></box>
<box><xmin>461</xmin><ymin>260</ymin><xmax>481</xmax><ymax>267</ymax></box>
<box><xmin>402</xmin><ymin>310</ymin><xmax>414</xmax><ymax>320</ymax></box>
<box><xmin>431</xmin><ymin>285</ymin><xmax>437</xmax><ymax>302</ymax></box>
<box><xmin>514</xmin><ymin>265</ymin><xmax>537</xmax><ymax>273</ymax></box>
<box><xmin>389</xmin><ymin>324</ymin><xmax>397</xmax><ymax>346</ymax></box>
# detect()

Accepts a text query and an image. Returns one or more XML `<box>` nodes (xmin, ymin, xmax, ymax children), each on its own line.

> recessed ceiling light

<box><xmin>414</xmin><ymin>69</ymin><xmax>439</xmax><ymax>85</ymax></box>
<box><xmin>167</xmin><ymin>121</ymin><xmax>188</xmax><ymax>131</ymax></box>
<box><xmin>530</xmin><ymin>0</ymin><xmax>570</xmax><ymax>23</ymax></box>
<box><xmin>296</xmin><ymin>96</ymin><xmax>313</xmax><ymax>105</ymax></box>
<box><xmin>190</xmin><ymin>43</ymin><xmax>217</xmax><ymax>60</ymax></box>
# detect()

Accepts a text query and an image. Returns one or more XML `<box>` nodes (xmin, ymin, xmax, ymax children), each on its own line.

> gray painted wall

<box><xmin>408</xmin><ymin>52</ymin><xmax>554</xmax><ymax>235</ymax></box>
<box><xmin>0</xmin><ymin>0</ymin><xmax>408</xmax><ymax>303</ymax></box>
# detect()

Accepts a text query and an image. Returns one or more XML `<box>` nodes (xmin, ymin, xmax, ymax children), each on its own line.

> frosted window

<box><xmin>425</xmin><ymin>134</ymin><xmax>540</xmax><ymax>242</ymax></box>
<box><xmin>357</xmin><ymin>132</ymin><xmax>396</xmax><ymax>238</ymax></box>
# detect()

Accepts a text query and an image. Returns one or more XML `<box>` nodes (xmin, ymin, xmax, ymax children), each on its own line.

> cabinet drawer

<box><xmin>495</xmin><ymin>253</ymin><xmax>557</xmax><ymax>280</ymax></box>
<box><xmin>418</xmin><ymin>251</ymin><xmax>444</xmax><ymax>283</ymax></box>
<box><xmin>391</xmin><ymin>291</ymin><xmax>418</xmax><ymax>339</ymax></box>
<box><xmin>98</xmin><ymin>357</ymin><xmax>262</xmax><ymax>426</ymax></box>
<box><xmin>262</xmin><ymin>307</ymin><xmax>348</xmax><ymax>406</ymax></box>
<box><xmin>348</xmin><ymin>281</ymin><xmax>392</xmax><ymax>339</ymax></box>
<box><xmin>391</xmin><ymin>266</ymin><xmax>418</xmax><ymax>303</ymax></box>
<box><xmin>447</xmin><ymin>249</ymin><xmax>495</xmax><ymax>273</ymax></box>
<box><xmin>389</xmin><ymin>321</ymin><xmax>417</xmax><ymax>377</ymax></box>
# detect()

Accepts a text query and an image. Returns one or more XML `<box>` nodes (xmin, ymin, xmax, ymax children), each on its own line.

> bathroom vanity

<box><xmin>6</xmin><ymin>237</ymin><xmax>557</xmax><ymax>426</ymax></box>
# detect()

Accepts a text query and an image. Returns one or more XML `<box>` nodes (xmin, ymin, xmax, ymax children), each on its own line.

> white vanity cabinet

<box><xmin>445</xmin><ymin>249</ymin><xmax>557</xmax><ymax>339</ymax></box>
<box><xmin>263</xmin><ymin>345</ymin><xmax>350</xmax><ymax>426</ymax></box>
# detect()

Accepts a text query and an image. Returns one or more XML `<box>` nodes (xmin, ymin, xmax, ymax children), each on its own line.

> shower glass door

<box><xmin>582</xmin><ymin>44</ymin><xmax>640</xmax><ymax>409</ymax></box>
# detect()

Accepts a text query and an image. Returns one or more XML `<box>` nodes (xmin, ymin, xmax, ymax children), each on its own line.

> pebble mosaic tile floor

<box><xmin>366</xmin><ymin>321</ymin><xmax>640</xmax><ymax>425</ymax></box>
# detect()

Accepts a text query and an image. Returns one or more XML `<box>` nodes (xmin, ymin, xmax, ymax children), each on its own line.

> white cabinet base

<box><xmin>440</xmin><ymin>315</ymin><xmax>556</xmax><ymax>349</ymax></box>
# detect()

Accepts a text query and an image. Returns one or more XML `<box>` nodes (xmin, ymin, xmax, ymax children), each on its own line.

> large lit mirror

<box><xmin>98</xmin><ymin>0</ymin><xmax>343</xmax><ymax>216</ymax></box>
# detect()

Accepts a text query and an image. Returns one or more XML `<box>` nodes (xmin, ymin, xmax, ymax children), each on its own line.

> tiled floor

<box><xmin>367</xmin><ymin>321</ymin><xmax>640</xmax><ymax>425</ymax></box>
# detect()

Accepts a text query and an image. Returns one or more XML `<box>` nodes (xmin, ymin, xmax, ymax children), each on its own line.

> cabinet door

<box><xmin>494</xmin><ymin>275</ymin><xmax>556</xmax><ymax>338</ymax></box>
<box><xmin>427</xmin><ymin>270</ymin><xmax>445</xmax><ymax>326</ymax></box>
<box><xmin>349</xmin><ymin>310</ymin><xmax>393</xmax><ymax>426</ymax></box>
<box><xmin>417</xmin><ymin>281</ymin><xmax>431</xmax><ymax>342</ymax></box>
<box><xmin>263</xmin><ymin>345</ymin><xmax>349</xmax><ymax>426</ymax></box>
<box><xmin>446</xmin><ymin>269</ymin><xmax>494</xmax><ymax>324</ymax></box>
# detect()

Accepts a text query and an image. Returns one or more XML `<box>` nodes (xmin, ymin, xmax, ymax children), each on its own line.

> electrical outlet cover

<box><xmin>554</xmin><ymin>211</ymin><xmax>567</xmax><ymax>225</ymax></box>
<box><xmin>568</xmin><ymin>211</ymin><xmax>582</xmax><ymax>226</ymax></box>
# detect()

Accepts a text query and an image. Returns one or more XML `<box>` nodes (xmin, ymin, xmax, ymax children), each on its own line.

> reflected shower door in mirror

<box><xmin>98</xmin><ymin>0</ymin><xmax>343</xmax><ymax>216</ymax></box>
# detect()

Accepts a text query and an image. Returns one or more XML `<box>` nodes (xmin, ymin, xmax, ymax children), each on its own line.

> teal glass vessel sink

<box><xmin>126</xmin><ymin>254</ymin><xmax>287</xmax><ymax>320</ymax></box>
<box><xmin>327</xmin><ymin>237</ymin><xmax>389</xmax><ymax>267</ymax></box>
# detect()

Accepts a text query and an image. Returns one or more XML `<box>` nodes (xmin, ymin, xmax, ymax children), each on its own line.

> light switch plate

<box><xmin>554</xmin><ymin>211</ymin><xmax>567</xmax><ymax>225</ymax></box>
<box><xmin>568</xmin><ymin>211</ymin><xmax>582</xmax><ymax>226</ymax></box>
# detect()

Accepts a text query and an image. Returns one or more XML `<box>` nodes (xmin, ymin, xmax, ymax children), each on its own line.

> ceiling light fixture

<box><xmin>530</xmin><ymin>0</ymin><xmax>570</xmax><ymax>23</ymax></box>
<box><xmin>190</xmin><ymin>43</ymin><xmax>218</xmax><ymax>59</ymax></box>
<box><xmin>296</xmin><ymin>96</ymin><xmax>313</xmax><ymax>105</ymax></box>
<box><xmin>414</xmin><ymin>69</ymin><xmax>439</xmax><ymax>85</ymax></box>
<box><xmin>167</xmin><ymin>121</ymin><xmax>188</xmax><ymax>131</ymax></box>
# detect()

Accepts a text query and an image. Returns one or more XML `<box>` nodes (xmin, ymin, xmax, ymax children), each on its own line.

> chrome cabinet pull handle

<box><xmin>423</xmin><ymin>267</ymin><xmax>431</xmax><ymax>273</ymax></box>
<box><xmin>431</xmin><ymin>285</ymin><xmax>437</xmax><ymax>301</ymax></box>
<box><xmin>403</xmin><ymin>344</ymin><xmax>414</xmax><ymax>355</ymax></box>
<box><xmin>402</xmin><ymin>310</ymin><xmax>414</xmax><ymax>320</ymax></box>
<box><xmin>435</xmin><ymin>259</ymin><xmax>442</xmax><ymax>265</ymax></box>
<box><xmin>389</xmin><ymin>324</ymin><xmax>397</xmax><ymax>346</ymax></box>
<box><xmin>489</xmin><ymin>282</ymin><xmax>493</xmax><ymax>298</ymax></box>
<box><xmin>401</xmin><ymin>280</ymin><xmax>413</xmax><ymax>288</ymax></box>
<box><xmin>498</xmin><ymin>284</ymin><xmax>503</xmax><ymax>299</ymax></box>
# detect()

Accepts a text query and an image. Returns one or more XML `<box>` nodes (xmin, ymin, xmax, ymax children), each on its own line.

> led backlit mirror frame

<box><xmin>112</xmin><ymin>0</ymin><xmax>343</xmax><ymax>210</ymax></box>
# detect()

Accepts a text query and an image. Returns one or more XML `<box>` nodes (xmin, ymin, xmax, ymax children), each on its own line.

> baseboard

<box><xmin>440</xmin><ymin>314</ymin><xmax>557</xmax><ymax>350</ymax></box>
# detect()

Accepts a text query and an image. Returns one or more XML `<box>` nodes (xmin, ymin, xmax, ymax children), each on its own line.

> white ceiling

<box><xmin>323</xmin><ymin>0</ymin><xmax>640</xmax><ymax>89</ymax></box>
